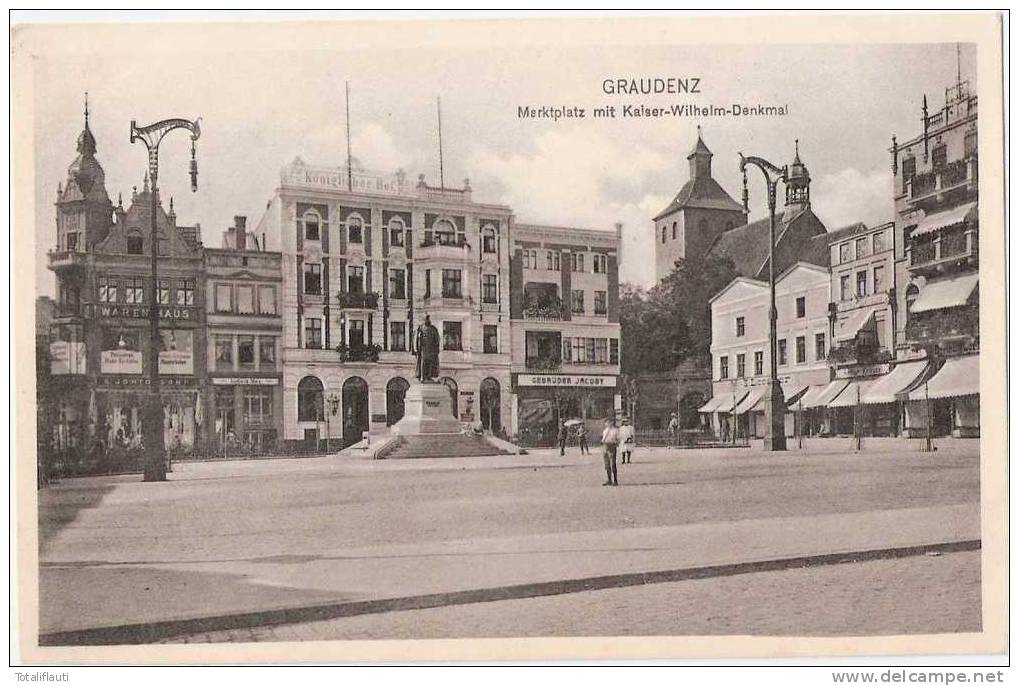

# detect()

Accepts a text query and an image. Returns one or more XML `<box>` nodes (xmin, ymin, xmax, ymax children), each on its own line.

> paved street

<box><xmin>38</xmin><ymin>440</ymin><xmax>981</xmax><ymax>642</ymax></box>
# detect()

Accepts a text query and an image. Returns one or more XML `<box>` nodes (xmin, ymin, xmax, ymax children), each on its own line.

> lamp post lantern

<box><xmin>129</xmin><ymin>117</ymin><xmax>201</xmax><ymax>481</ymax></box>
<box><xmin>740</xmin><ymin>151</ymin><xmax>787</xmax><ymax>451</ymax></box>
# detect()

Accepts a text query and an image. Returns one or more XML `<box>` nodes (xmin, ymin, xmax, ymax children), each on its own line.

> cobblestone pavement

<box><xmin>168</xmin><ymin>550</ymin><xmax>981</xmax><ymax>642</ymax></box>
<box><xmin>38</xmin><ymin>442</ymin><xmax>980</xmax><ymax>638</ymax></box>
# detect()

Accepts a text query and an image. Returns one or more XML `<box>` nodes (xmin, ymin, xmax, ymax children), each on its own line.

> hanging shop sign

<box><xmin>49</xmin><ymin>341</ymin><xmax>87</xmax><ymax>375</ymax></box>
<box><xmin>835</xmin><ymin>363</ymin><xmax>891</xmax><ymax>380</ymax></box>
<box><xmin>211</xmin><ymin>377</ymin><xmax>279</xmax><ymax>386</ymax></box>
<box><xmin>97</xmin><ymin>376</ymin><xmax>198</xmax><ymax>388</ymax></box>
<box><xmin>158</xmin><ymin>329</ymin><xmax>194</xmax><ymax>375</ymax></box>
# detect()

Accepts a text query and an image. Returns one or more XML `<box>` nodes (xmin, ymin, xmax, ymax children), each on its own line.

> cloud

<box><xmin>811</xmin><ymin>167</ymin><xmax>896</xmax><ymax>231</ymax></box>
<box><xmin>466</xmin><ymin>128</ymin><xmax>675</xmax><ymax>285</ymax></box>
<box><xmin>298</xmin><ymin>122</ymin><xmax>422</xmax><ymax>173</ymax></box>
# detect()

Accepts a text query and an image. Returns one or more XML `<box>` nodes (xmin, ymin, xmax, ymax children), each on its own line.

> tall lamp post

<box><xmin>740</xmin><ymin>152</ymin><xmax>787</xmax><ymax>451</ymax></box>
<box><xmin>130</xmin><ymin>117</ymin><xmax>201</xmax><ymax>481</ymax></box>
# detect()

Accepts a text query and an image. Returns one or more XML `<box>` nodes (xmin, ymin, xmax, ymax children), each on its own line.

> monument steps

<box><xmin>382</xmin><ymin>434</ymin><xmax>512</xmax><ymax>459</ymax></box>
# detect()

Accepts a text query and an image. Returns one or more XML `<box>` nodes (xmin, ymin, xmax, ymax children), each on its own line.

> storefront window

<box><xmin>244</xmin><ymin>387</ymin><xmax>273</xmax><ymax>425</ymax></box>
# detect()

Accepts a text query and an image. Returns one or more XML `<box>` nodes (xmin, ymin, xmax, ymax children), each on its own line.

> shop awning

<box><xmin>782</xmin><ymin>381</ymin><xmax>809</xmax><ymax>406</ymax></box>
<box><xmin>861</xmin><ymin>360</ymin><xmax>929</xmax><ymax>405</ymax></box>
<box><xmin>698</xmin><ymin>394</ymin><xmax>726</xmax><ymax>413</ymax></box>
<box><xmin>794</xmin><ymin>384</ymin><xmax>828</xmax><ymax>408</ymax></box>
<box><xmin>734</xmin><ymin>386</ymin><xmax>768</xmax><ymax>415</ymax></box>
<box><xmin>803</xmin><ymin>379</ymin><xmax>851</xmax><ymax>408</ymax></box>
<box><xmin>714</xmin><ymin>389</ymin><xmax>750</xmax><ymax>413</ymax></box>
<box><xmin>828</xmin><ymin>379</ymin><xmax>880</xmax><ymax>408</ymax></box>
<box><xmin>912</xmin><ymin>202</ymin><xmax>978</xmax><ymax>238</ymax></box>
<box><xmin>909</xmin><ymin>273</ymin><xmax>979</xmax><ymax>314</ymax></box>
<box><xmin>834</xmin><ymin>307</ymin><xmax>880</xmax><ymax>343</ymax></box>
<box><xmin>908</xmin><ymin>355</ymin><xmax>979</xmax><ymax>400</ymax></box>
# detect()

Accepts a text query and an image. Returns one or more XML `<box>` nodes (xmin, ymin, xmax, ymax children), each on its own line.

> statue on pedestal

<box><xmin>415</xmin><ymin>315</ymin><xmax>441</xmax><ymax>383</ymax></box>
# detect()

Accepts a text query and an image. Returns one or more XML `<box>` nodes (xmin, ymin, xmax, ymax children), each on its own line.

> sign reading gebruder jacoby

<box><xmin>517</xmin><ymin>76</ymin><xmax>787</xmax><ymax>121</ymax></box>
<box><xmin>518</xmin><ymin>375</ymin><xmax>617</xmax><ymax>388</ymax></box>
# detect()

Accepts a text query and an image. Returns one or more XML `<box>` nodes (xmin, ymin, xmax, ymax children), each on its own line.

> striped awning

<box><xmin>794</xmin><ymin>384</ymin><xmax>827</xmax><ymax>408</ymax></box>
<box><xmin>912</xmin><ymin>202</ymin><xmax>977</xmax><ymax>238</ymax></box>
<box><xmin>909</xmin><ymin>273</ymin><xmax>979</xmax><ymax>314</ymax></box>
<box><xmin>734</xmin><ymin>386</ymin><xmax>768</xmax><ymax>415</ymax></box>
<box><xmin>861</xmin><ymin>361</ymin><xmax>929</xmax><ymax>405</ymax></box>
<box><xmin>829</xmin><ymin>379</ymin><xmax>881</xmax><ymax>408</ymax></box>
<box><xmin>908</xmin><ymin>355</ymin><xmax>979</xmax><ymax>400</ymax></box>
<box><xmin>698</xmin><ymin>394</ymin><xmax>726</xmax><ymax>413</ymax></box>
<box><xmin>834</xmin><ymin>307</ymin><xmax>880</xmax><ymax>343</ymax></box>
<box><xmin>803</xmin><ymin>379</ymin><xmax>850</xmax><ymax>409</ymax></box>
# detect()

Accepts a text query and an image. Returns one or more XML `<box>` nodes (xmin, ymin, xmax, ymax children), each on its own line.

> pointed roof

<box><xmin>688</xmin><ymin>128</ymin><xmax>712</xmax><ymax>157</ymax></box>
<box><xmin>704</xmin><ymin>206</ymin><xmax>828</xmax><ymax>279</ymax></box>
<box><xmin>61</xmin><ymin>92</ymin><xmax>108</xmax><ymax>202</ymax></box>
<box><xmin>654</xmin><ymin>177</ymin><xmax>744</xmax><ymax>219</ymax></box>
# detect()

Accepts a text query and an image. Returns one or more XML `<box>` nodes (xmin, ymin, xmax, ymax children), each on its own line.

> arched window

<box><xmin>386</xmin><ymin>377</ymin><xmax>410</xmax><ymax>425</ymax></box>
<box><xmin>297</xmin><ymin>376</ymin><xmax>324</xmax><ymax>422</ymax></box>
<box><xmin>434</xmin><ymin>219</ymin><xmax>456</xmax><ymax>246</ymax></box>
<box><xmin>482</xmin><ymin>226</ymin><xmax>497</xmax><ymax>254</ymax></box>
<box><xmin>661</xmin><ymin>226</ymin><xmax>667</xmax><ymax>244</ymax></box>
<box><xmin>347</xmin><ymin>215</ymin><xmax>364</xmax><ymax>244</ymax></box>
<box><xmin>388</xmin><ymin>217</ymin><xmax>405</xmax><ymax>248</ymax></box>
<box><xmin>303</xmin><ymin>211</ymin><xmax>321</xmax><ymax>242</ymax></box>
<box><xmin>905</xmin><ymin>283</ymin><xmax>920</xmax><ymax>326</ymax></box>
<box><xmin>672</xmin><ymin>221</ymin><xmax>677</xmax><ymax>240</ymax></box>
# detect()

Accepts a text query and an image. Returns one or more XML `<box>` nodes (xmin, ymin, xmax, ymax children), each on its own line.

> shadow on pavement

<box><xmin>38</xmin><ymin>483</ymin><xmax>117</xmax><ymax>546</ymax></box>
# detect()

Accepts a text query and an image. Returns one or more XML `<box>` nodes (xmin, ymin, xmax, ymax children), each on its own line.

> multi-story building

<box><xmin>702</xmin><ymin>262</ymin><xmax>831</xmax><ymax>439</ymax></box>
<box><xmin>509</xmin><ymin>223</ymin><xmax>622</xmax><ymax>446</ymax></box>
<box><xmin>254</xmin><ymin>158</ymin><xmax>516</xmax><ymax>449</ymax></box>
<box><xmin>204</xmin><ymin>217</ymin><xmax>284</xmax><ymax>452</ymax></box>
<box><xmin>47</xmin><ymin>111</ymin><xmax>207</xmax><ymax>455</ymax></box>
<box><xmin>889</xmin><ymin>75</ymin><xmax>980</xmax><ymax>437</ymax></box>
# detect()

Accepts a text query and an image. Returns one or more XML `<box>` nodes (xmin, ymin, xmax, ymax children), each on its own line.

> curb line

<box><xmin>39</xmin><ymin>538</ymin><xmax>980</xmax><ymax>646</ymax></box>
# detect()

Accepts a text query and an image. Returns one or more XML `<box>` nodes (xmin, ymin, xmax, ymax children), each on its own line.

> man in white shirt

<box><xmin>618</xmin><ymin>416</ymin><xmax>635</xmax><ymax>464</ymax></box>
<box><xmin>600</xmin><ymin>417</ymin><xmax>620</xmax><ymax>486</ymax></box>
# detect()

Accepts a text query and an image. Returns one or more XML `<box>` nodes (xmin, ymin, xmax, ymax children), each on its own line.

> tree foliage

<box><xmin>620</xmin><ymin>255</ymin><xmax>739</xmax><ymax>375</ymax></box>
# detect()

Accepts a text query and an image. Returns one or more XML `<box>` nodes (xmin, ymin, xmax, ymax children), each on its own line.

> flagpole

<box><xmin>345</xmin><ymin>81</ymin><xmax>353</xmax><ymax>191</ymax></box>
<box><xmin>437</xmin><ymin>96</ymin><xmax>445</xmax><ymax>189</ymax></box>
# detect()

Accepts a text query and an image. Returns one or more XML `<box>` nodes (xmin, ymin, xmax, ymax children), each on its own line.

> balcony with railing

<box><xmin>47</xmin><ymin>249</ymin><xmax>88</xmax><ymax>271</ymax></box>
<box><xmin>336</xmin><ymin>291</ymin><xmax>380</xmax><ymax>310</ymax></box>
<box><xmin>415</xmin><ymin>174</ymin><xmax>473</xmax><ymax>203</ymax></box>
<box><xmin>525</xmin><ymin>355</ymin><xmax>563</xmax><ymax>372</ymax></box>
<box><xmin>415</xmin><ymin>234</ymin><xmax>472</xmax><ymax>263</ymax></box>
<box><xmin>906</xmin><ymin>156</ymin><xmax>978</xmax><ymax>206</ymax></box>
<box><xmin>908</xmin><ymin>228</ymin><xmax>977</xmax><ymax>275</ymax></box>
<box><xmin>522</xmin><ymin>294</ymin><xmax>565</xmax><ymax>321</ymax></box>
<box><xmin>335</xmin><ymin>342</ymin><xmax>382</xmax><ymax>363</ymax></box>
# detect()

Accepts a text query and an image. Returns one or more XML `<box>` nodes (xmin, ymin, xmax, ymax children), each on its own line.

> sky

<box><xmin>26</xmin><ymin>24</ymin><xmax>976</xmax><ymax>295</ymax></box>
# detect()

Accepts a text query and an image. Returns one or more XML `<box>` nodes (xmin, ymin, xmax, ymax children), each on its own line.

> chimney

<box><xmin>234</xmin><ymin>216</ymin><xmax>247</xmax><ymax>251</ymax></box>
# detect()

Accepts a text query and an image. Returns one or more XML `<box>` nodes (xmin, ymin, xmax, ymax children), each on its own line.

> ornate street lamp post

<box><xmin>326</xmin><ymin>393</ymin><xmax>341</xmax><ymax>452</ymax></box>
<box><xmin>130</xmin><ymin>117</ymin><xmax>201</xmax><ymax>481</ymax></box>
<box><xmin>740</xmin><ymin>152</ymin><xmax>787</xmax><ymax>451</ymax></box>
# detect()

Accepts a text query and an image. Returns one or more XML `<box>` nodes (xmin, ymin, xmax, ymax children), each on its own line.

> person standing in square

<box><xmin>600</xmin><ymin>416</ymin><xmax>620</xmax><ymax>486</ymax></box>
<box><xmin>618</xmin><ymin>416</ymin><xmax>635</xmax><ymax>464</ymax></box>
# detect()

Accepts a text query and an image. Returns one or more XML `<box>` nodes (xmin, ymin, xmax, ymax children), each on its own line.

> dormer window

<box><xmin>127</xmin><ymin>234</ymin><xmax>144</xmax><ymax>255</ymax></box>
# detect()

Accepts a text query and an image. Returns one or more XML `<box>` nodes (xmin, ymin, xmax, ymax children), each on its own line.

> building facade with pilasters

<box><xmin>255</xmin><ymin>159</ymin><xmax>515</xmax><ymax>449</ymax></box>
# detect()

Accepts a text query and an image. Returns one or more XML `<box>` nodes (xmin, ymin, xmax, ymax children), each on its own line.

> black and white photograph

<box><xmin>10</xmin><ymin>11</ymin><xmax>1008</xmax><ymax>666</ymax></box>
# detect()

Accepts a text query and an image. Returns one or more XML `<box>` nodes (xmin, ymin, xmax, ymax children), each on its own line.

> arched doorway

<box><xmin>386</xmin><ymin>377</ymin><xmax>410</xmax><ymax>426</ymax></box>
<box><xmin>297</xmin><ymin>376</ymin><xmax>324</xmax><ymax>449</ymax></box>
<box><xmin>480</xmin><ymin>377</ymin><xmax>501</xmax><ymax>434</ymax></box>
<box><xmin>441</xmin><ymin>376</ymin><xmax>458</xmax><ymax>418</ymax></box>
<box><xmin>341</xmin><ymin>376</ymin><xmax>369</xmax><ymax>448</ymax></box>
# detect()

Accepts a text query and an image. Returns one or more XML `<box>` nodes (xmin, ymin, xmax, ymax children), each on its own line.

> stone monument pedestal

<box><xmin>391</xmin><ymin>382</ymin><xmax>462</xmax><ymax>435</ymax></box>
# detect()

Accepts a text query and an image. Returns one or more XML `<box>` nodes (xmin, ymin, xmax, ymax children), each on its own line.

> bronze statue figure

<box><xmin>415</xmin><ymin>315</ymin><xmax>441</xmax><ymax>382</ymax></box>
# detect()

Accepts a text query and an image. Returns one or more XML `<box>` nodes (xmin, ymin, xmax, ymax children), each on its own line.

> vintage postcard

<box><xmin>10</xmin><ymin>12</ymin><xmax>1007</xmax><ymax>664</ymax></box>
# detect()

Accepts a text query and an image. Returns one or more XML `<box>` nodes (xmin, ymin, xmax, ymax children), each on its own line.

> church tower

<box><xmin>784</xmin><ymin>139</ymin><xmax>811</xmax><ymax>213</ymax></box>
<box><xmin>55</xmin><ymin>94</ymin><xmax>113</xmax><ymax>253</ymax></box>
<box><xmin>653</xmin><ymin>128</ymin><xmax>748</xmax><ymax>282</ymax></box>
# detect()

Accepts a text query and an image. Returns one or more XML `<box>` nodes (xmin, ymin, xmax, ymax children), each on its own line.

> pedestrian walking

<box><xmin>668</xmin><ymin>412</ymin><xmax>679</xmax><ymax>448</ymax></box>
<box><xmin>557</xmin><ymin>421</ymin><xmax>568</xmax><ymax>456</ymax></box>
<box><xmin>618</xmin><ymin>416</ymin><xmax>635</xmax><ymax>464</ymax></box>
<box><xmin>600</xmin><ymin>416</ymin><xmax>620</xmax><ymax>486</ymax></box>
<box><xmin>577</xmin><ymin>425</ymin><xmax>590</xmax><ymax>455</ymax></box>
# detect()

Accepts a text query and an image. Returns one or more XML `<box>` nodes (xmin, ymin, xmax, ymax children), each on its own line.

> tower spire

<box><xmin>84</xmin><ymin>91</ymin><xmax>89</xmax><ymax>126</ymax></box>
<box><xmin>957</xmin><ymin>42</ymin><xmax>962</xmax><ymax>84</ymax></box>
